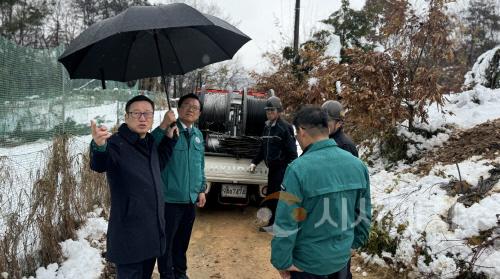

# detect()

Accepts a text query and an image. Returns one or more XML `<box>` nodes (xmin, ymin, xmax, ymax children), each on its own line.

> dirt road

<box><xmin>152</xmin><ymin>206</ymin><xmax>394</xmax><ymax>279</ymax></box>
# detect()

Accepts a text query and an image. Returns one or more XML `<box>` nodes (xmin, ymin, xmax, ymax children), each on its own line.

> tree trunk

<box><xmin>408</xmin><ymin>104</ymin><xmax>414</xmax><ymax>132</ymax></box>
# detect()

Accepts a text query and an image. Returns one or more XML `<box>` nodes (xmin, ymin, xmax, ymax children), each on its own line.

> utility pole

<box><xmin>293</xmin><ymin>0</ymin><xmax>300</xmax><ymax>58</ymax></box>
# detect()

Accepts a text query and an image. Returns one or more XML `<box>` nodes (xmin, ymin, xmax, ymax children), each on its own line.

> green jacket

<box><xmin>152</xmin><ymin>121</ymin><xmax>206</xmax><ymax>204</ymax></box>
<box><xmin>271</xmin><ymin>139</ymin><xmax>371</xmax><ymax>275</ymax></box>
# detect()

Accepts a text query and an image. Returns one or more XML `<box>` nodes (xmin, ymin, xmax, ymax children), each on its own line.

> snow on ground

<box><xmin>66</xmin><ymin>102</ymin><xmax>122</xmax><ymax>127</ymax></box>
<box><xmin>0</xmin><ymin>140</ymin><xmax>55</xmax><ymax>236</ymax></box>
<box><xmin>452</xmin><ymin>193</ymin><xmax>500</xmax><ymax>239</ymax></box>
<box><xmin>464</xmin><ymin>46</ymin><xmax>500</xmax><ymax>89</ymax></box>
<box><xmin>363</xmin><ymin>87</ymin><xmax>500</xmax><ymax>277</ymax></box>
<box><xmin>398</xmin><ymin>86</ymin><xmax>500</xmax><ymax>157</ymax></box>
<box><xmin>350</xmin><ymin>84</ymin><xmax>500</xmax><ymax>277</ymax></box>
<box><xmin>24</xmin><ymin>209</ymin><xmax>108</xmax><ymax>279</ymax></box>
<box><xmin>369</xmin><ymin>156</ymin><xmax>500</xmax><ymax>278</ymax></box>
<box><xmin>0</xmin><ymin>101</ymin><xmax>123</xmax><ymax>236</ymax></box>
<box><xmin>426</xmin><ymin>86</ymin><xmax>500</xmax><ymax>130</ymax></box>
<box><xmin>2</xmin><ymin>85</ymin><xmax>499</xmax><ymax>278</ymax></box>
<box><xmin>0</xmin><ymin>102</ymin><xmax>170</xmax><ymax>278</ymax></box>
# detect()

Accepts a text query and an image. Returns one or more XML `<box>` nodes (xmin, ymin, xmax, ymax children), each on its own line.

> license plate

<box><xmin>221</xmin><ymin>184</ymin><xmax>247</xmax><ymax>198</ymax></box>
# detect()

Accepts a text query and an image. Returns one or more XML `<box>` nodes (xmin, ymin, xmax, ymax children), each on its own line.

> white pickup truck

<box><xmin>204</xmin><ymin>155</ymin><xmax>268</xmax><ymax>206</ymax></box>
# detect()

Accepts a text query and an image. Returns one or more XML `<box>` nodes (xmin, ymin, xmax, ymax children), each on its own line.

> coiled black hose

<box><xmin>200</xmin><ymin>93</ymin><xmax>268</xmax><ymax>157</ymax></box>
<box><xmin>198</xmin><ymin>93</ymin><xmax>229</xmax><ymax>132</ymax></box>
<box><xmin>244</xmin><ymin>97</ymin><xmax>267</xmax><ymax>136</ymax></box>
<box><xmin>205</xmin><ymin>133</ymin><xmax>262</xmax><ymax>158</ymax></box>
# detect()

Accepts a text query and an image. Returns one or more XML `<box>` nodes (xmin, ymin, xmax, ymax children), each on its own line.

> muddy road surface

<box><xmin>152</xmin><ymin>206</ymin><xmax>394</xmax><ymax>279</ymax></box>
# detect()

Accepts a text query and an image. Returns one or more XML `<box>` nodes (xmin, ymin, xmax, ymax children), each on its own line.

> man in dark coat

<box><xmin>249</xmin><ymin>96</ymin><xmax>298</xmax><ymax>231</ymax></box>
<box><xmin>322</xmin><ymin>100</ymin><xmax>358</xmax><ymax>157</ymax></box>
<box><xmin>90</xmin><ymin>95</ymin><xmax>178</xmax><ymax>279</ymax></box>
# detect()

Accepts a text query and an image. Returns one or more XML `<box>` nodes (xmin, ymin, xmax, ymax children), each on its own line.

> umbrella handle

<box><xmin>100</xmin><ymin>68</ymin><xmax>106</xmax><ymax>90</ymax></box>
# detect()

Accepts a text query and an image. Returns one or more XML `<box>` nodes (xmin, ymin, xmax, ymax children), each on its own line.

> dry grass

<box><xmin>78</xmin><ymin>149</ymin><xmax>110</xmax><ymax>218</ymax></box>
<box><xmin>30</xmin><ymin>135</ymin><xmax>81</xmax><ymax>266</ymax></box>
<box><xmin>0</xmin><ymin>156</ymin><xmax>38</xmax><ymax>277</ymax></box>
<box><xmin>1</xmin><ymin>134</ymin><xmax>112</xmax><ymax>277</ymax></box>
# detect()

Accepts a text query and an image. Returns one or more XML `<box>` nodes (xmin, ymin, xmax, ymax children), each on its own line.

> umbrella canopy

<box><xmin>58</xmin><ymin>3</ymin><xmax>251</xmax><ymax>82</ymax></box>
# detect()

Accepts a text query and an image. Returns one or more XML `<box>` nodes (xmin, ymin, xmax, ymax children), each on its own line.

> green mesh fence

<box><xmin>0</xmin><ymin>35</ymin><xmax>163</xmax><ymax>147</ymax></box>
<box><xmin>0</xmin><ymin>35</ymin><xmax>170</xmax><ymax>276</ymax></box>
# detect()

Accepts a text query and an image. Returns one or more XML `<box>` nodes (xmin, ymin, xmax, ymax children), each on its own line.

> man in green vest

<box><xmin>153</xmin><ymin>93</ymin><xmax>206</xmax><ymax>279</ymax></box>
<box><xmin>271</xmin><ymin>106</ymin><xmax>371</xmax><ymax>279</ymax></box>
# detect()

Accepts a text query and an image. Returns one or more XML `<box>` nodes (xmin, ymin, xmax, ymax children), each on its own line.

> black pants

<box><xmin>289</xmin><ymin>261</ymin><xmax>350</xmax><ymax>279</ymax></box>
<box><xmin>116</xmin><ymin>258</ymin><xmax>156</xmax><ymax>279</ymax></box>
<box><xmin>346</xmin><ymin>258</ymin><xmax>352</xmax><ymax>279</ymax></box>
<box><xmin>263</xmin><ymin>163</ymin><xmax>287</xmax><ymax>226</ymax></box>
<box><xmin>157</xmin><ymin>202</ymin><xmax>196</xmax><ymax>279</ymax></box>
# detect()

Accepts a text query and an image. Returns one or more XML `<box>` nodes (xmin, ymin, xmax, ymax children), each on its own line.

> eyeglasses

<box><xmin>127</xmin><ymin>111</ymin><xmax>154</xmax><ymax>119</ymax></box>
<box><xmin>180</xmin><ymin>104</ymin><xmax>200</xmax><ymax>112</ymax></box>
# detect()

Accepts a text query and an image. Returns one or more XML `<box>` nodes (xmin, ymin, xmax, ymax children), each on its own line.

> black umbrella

<box><xmin>58</xmin><ymin>3</ymin><xmax>250</xmax><ymax>109</ymax></box>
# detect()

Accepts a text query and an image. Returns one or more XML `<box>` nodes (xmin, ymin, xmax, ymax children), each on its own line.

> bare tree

<box><xmin>0</xmin><ymin>0</ymin><xmax>50</xmax><ymax>47</ymax></box>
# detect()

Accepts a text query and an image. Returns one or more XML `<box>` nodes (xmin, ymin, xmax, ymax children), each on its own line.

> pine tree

<box><xmin>321</xmin><ymin>0</ymin><xmax>374</xmax><ymax>62</ymax></box>
<box><xmin>463</xmin><ymin>0</ymin><xmax>500</xmax><ymax>68</ymax></box>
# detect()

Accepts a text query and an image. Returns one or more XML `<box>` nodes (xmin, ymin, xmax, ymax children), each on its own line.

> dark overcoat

<box><xmin>90</xmin><ymin>123</ymin><xmax>175</xmax><ymax>264</ymax></box>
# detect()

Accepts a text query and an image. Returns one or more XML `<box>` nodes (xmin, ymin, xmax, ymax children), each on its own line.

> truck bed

<box><xmin>205</xmin><ymin>155</ymin><xmax>267</xmax><ymax>185</ymax></box>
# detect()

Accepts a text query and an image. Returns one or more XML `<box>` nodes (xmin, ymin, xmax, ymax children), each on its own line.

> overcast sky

<box><xmin>152</xmin><ymin>0</ymin><xmax>366</xmax><ymax>71</ymax></box>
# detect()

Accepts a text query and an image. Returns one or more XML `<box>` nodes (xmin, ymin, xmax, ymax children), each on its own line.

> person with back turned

<box><xmin>322</xmin><ymin>100</ymin><xmax>359</xmax><ymax>278</ymax></box>
<box><xmin>271</xmin><ymin>106</ymin><xmax>371</xmax><ymax>279</ymax></box>
<box><xmin>321</xmin><ymin>100</ymin><xmax>358</xmax><ymax>157</ymax></box>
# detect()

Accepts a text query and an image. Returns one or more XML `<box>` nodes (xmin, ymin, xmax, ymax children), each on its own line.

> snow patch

<box><xmin>25</xmin><ymin>215</ymin><xmax>107</xmax><ymax>279</ymax></box>
<box><xmin>324</xmin><ymin>35</ymin><xmax>341</xmax><ymax>62</ymax></box>
<box><xmin>464</xmin><ymin>46</ymin><xmax>500</xmax><ymax>89</ymax></box>
<box><xmin>451</xmin><ymin>194</ymin><xmax>500</xmax><ymax>239</ymax></box>
<box><xmin>416</xmin><ymin>86</ymin><xmax>500</xmax><ymax>131</ymax></box>
<box><xmin>369</xmin><ymin>158</ymin><xmax>499</xmax><ymax>277</ymax></box>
